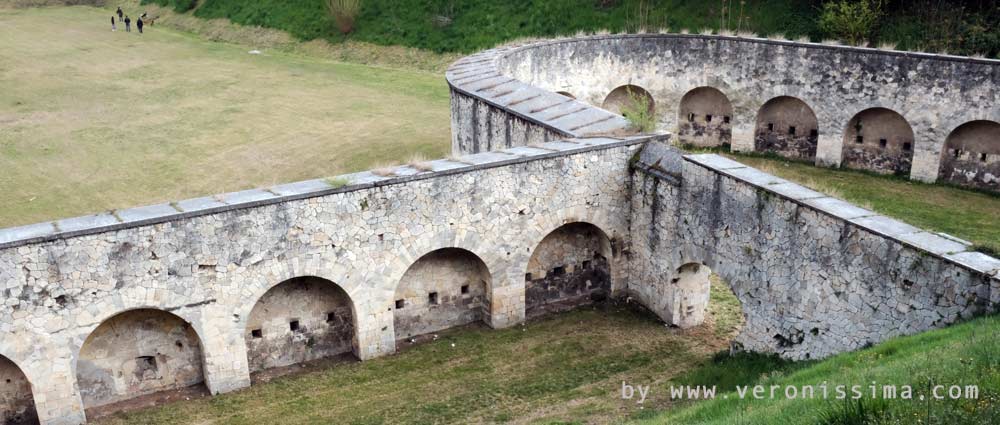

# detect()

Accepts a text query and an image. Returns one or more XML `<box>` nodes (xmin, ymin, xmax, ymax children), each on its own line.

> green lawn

<box><xmin>94</xmin><ymin>280</ymin><xmax>745</xmax><ymax>425</ymax></box>
<box><xmin>635</xmin><ymin>314</ymin><xmax>1000</xmax><ymax>425</ymax></box>
<box><xmin>0</xmin><ymin>6</ymin><xmax>451</xmax><ymax>228</ymax></box>
<box><xmin>723</xmin><ymin>153</ymin><xmax>1000</xmax><ymax>254</ymax></box>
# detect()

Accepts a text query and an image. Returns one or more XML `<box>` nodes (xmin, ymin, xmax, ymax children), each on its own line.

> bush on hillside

<box><xmin>141</xmin><ymin>0</ymin><xmax>197</xmax><ymax>13</ymax></box>
<box><xmin>326</xmin><ymin>0</ymin><xmax>361</xmax><ymax>34</ymax></box>
<box><xmin>818</xmin><ymin>0</ymin><xmax>885</xmax><ymax>45</ymax></box>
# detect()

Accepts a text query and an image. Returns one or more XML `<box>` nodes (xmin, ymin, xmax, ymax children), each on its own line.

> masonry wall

<box><xmin>628</xmin><ymin>145</ymin><xmax>1000</xmax><ymax>360</ymax></box>
<box><xmin>245</xmin><ymin>277</ymin><xmax>355</xmax><ymax>373</ymax></box>
<box><xmin>495</xmin><ymin>35</ymin><xmax>1000</xmax><ymax>187</ymax></box>
<box><xmin>450</xmin><ymin>90</ymin><xmax>569</xmax><ymax>155</ymax></box>
<box><xmin>0</xmin><ymin>138</ymin><xmax>639</xmax><ymax>425</ymax></box>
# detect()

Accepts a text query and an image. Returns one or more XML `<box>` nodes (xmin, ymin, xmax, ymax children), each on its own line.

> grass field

<box><xmin>0</xmin><ymin>6</ymin><xmax>451</xmax><ymax>228</ymax></box>
<box><xmin>94</xmin><ymin>280</ymin><xmax>747</xmax><ymax>425</ymax></box>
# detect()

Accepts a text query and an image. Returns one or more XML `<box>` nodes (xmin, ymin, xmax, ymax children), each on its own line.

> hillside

<box><xmin>142</xmin><ymin>0</ymin><xmax>1000</xmax><ymax>57</ymax></box>
<box><xmin>634</xmin><ymin>314</ymin><xmax>1000</xmax><ymax>424</ymax></box>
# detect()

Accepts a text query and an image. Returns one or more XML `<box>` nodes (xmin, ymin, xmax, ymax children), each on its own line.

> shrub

<box><xmin>620</xmin><ymin>88</ymin><xmax>655</xmax><ymax>133</ymax></box>
<box><xmin>818</xmin><ymin>0</ymin><xmax>885</xmax><ymax>46</ymax></box>
<box><xmin>141</xmin><ymin>0</ymin><xmax>197</xmax><ymax>13</ymax></box>
<box><xmin>326</xmin><ymin>0</ymin><xmax>362</xmax><ymax>34</ymax></box>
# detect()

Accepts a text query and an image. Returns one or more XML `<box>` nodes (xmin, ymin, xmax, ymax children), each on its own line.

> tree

<box><xmin>818</xmin><ymin>0</ymin><xmax>886</xmax><ymax>46</ymax></box>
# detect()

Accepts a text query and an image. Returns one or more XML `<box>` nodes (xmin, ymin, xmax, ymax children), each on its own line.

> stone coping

<box><xmin>445</xmin><ymin>46</ymin><xmax>632</xmax><ymax>140</ymax></box>
<box><xmin>0</xmin><ymin>135</ymin><xmax>662</xmax><ymax>251</ymax></box>
<box><xmin>446</xmin><ymin>34</ymin><xmax>997</xmax><ymax>148</ymax></box>
<box><xmin>684</xmin><ymin>153</ymin><xmax>1000</xmax><ymax>279</ymax></box>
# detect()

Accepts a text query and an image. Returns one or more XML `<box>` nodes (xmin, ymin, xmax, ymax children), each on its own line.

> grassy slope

<box><xmin>723</xmin><ymin>153</ymin><xmax>1000</xmax><ymax>254</ymax></box>
<box><xmin>0</xmin><ymin>6</ymin><xmax>450</xmax><ymax>227</ymax></box>
<box><xmin>635</xmin><ymin>314</ymin><xmax>1000</xmax><ymax>425</ymax></box>
<box><xmin>191</xmin><ymin>0</ymin><xmax>820</xmax><ymax>53</ymax></box>
<box><xmin>94</xmin><ymin>280</ymin><xmax>745</xmax><ymax>425</ymax></box>
<box><xmin>182</xmin><ymin>0</ymin><xmax>999</xmax><ymax>56</ymax></box>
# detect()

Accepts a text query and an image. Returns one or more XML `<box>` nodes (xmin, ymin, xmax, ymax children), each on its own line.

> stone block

<box><xmin>849</xmin><ymin>215</ymin><xmax>921</xmax><ymax>239</ymax></box>
<box><xmin>684</xmin><ymin>154</ymin><xmax>747</xmax><ymax>170</ymax></box>
<box><xmin>767</xmin><ymin>183</ymin><xmax>827</xmax><ymax>201</ymax></box>
<box><xmin>117</xmin><ymin>203</ymin><xmax>180</xmax><ymax>224</ymax></box>
<box><xmin>220</xmin><ymin>189</ymin><xmax>275</xmax><ymax>205</ymax></box>
<box><xmin>897</xmin><ymin>231</ymin><xmax>969</xmax><ymax>255</ymax></box>
<box><xmin>944</xmin><ymin>251</ymin><xmax>1000</xmax><ymax>276</ymax></box>
<box><xmin>0</xmin><ymin>222</ymin><xmax>56</xmax><ymax>245</ymax></box>
<box><xmin>56</xmin><ymin>214</ymin><xmax>119</xmax><ymax>233</ymax></box>
<box><xmin>270</xmin><ymin>179</ymin><xmax>335</xmax><ymax>197</ymax></box>
<box><xmin>803</xmin><ymin>197</ymin><xmax>876</xmax><ymax>220</ymax></box>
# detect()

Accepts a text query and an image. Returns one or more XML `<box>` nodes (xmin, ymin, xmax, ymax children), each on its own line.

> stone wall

<box><xmin>245</xmin><ymin>277</ymin><xmax>355</xmax><ymax>373</ymax></box>
<box><xmin>0</xmin><ymin>136</ymin><xmax>641</xmax><ymax>425</ymax></box>
<box><xmin>475</xmin><ymin>34</ymin><xmax>1000</xmax><ymax>191</ymax></box>
<box><xmin>447</xmin><ymin>52</ymin><xmax>632</xmax><ymax>156</ymax></box>
<box><xmin>629</xmin><ymin>143</ymin><xmax>1000</xmax><ymax>360</ymax></box>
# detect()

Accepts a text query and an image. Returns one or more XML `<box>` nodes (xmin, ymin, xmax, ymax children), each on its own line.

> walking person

<box><xmin>116</xmin><ymin>7</ymin><xmax>123</xmax><ymax>22</ymax></box>
<box><xmin>124</xmin><ymin>15</ymin><xmax>131</xmax><ymax>32</ymax></box>
<box><xmin>136</xmin><ymin>16</ymin><xmax>143</xmax><ymax>34</ymax></box>
<box><xmin>111</xmin><ymin>15</ymin><xmax>116</xmax><ymax>31</ymax></box>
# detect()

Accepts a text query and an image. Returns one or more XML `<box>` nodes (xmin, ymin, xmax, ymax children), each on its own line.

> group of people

<box><xmin>111</xmin><ymin>6</ymin><xmax>147</xmax><ymax>34</ymax></box>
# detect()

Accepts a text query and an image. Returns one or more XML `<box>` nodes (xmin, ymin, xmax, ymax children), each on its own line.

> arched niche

<box><xmin>841</xmin><ymin>108</ymin><xmax>915</xmax><ymax>175</ymax></box>
<box><xmin>677</xmin><ymin>87</ymin><xmax>735</xmax><ymax>148</ymax></box>
<box><xmin>393</xmin><ymin>248</ymin><xmax>491</xmax><ymax>340</ymax></box>
<box><xmin>602</xmin><ymin>85</ymin><xmax>655</xmax><ymax>119</ymax></box>
<box><xmin>77</xmin><ymin>309</ymin><xmax>205</xmax><ymax>410</ymax></box>
<box><xmin>525</xmin><ymin>222</ymin><xmax>613</xmax><ymax>318</ymax></box>
<box><xmin>939</xmin><ymin>120</ymin><xmax>1000</xmax><ymax>192</ymax></box>
<box><xmin>0</xmin><ymin>355</ymin><xmax>37</xmax><ymax>425</ymax></box>
<box><xmin>245</xmin><ymin>276</ymin><xmax>357</xmax><ymax>374</ymax></box>
<box><xmin>754</xmin><ymin>96</ymin><xmax>819</xmax><ymax>160</ymax></box>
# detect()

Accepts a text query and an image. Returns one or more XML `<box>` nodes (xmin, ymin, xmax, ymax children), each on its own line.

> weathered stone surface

<box><xmin>629</xmin><ymin>149</ymin><xmax>997</xmax><ymax>361</ymax></box>
<box><xmin>0</xmin><ymin>139</ymin><xmax>640</xmax><ymax>425</ymax></box>
<box><xmin>450</xmin><ymin>34</ymin><xmax>1000</xmax><ymax>192</ymax></box>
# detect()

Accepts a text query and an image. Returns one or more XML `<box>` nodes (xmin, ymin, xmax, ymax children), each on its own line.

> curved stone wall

<box><xmin>448</xmin><ymin>34</ymin><xmax>1000</xmax><ymax>191</ymax></box>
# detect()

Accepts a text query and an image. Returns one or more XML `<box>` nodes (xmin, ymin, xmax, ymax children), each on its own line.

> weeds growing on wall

<box><xmin>621</xmin><ymin>88</ymin><xmax>656</xmax><ymax>133</ymax></box>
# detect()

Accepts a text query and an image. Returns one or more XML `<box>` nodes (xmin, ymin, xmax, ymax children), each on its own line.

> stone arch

<box><xmin>392</xmin><ymin>248</ymin><xmax>492</xmax><ymax>340</ymax></box>
<box><xmin>245</xmin><ymin>276</ymin><xmax>357</xmax><ymax>374</ymax></box>
<box><xmin>754</xmin><ymin>96</ymin><xmax>820</xmax><ymax>160</ymax></box>
<box><xmin>939</xmin><ymin>120</ymin><xmax>1000</xmax><ymax>191</ymax></box>
<box><xmin>76</xmin><ymin>309</ymin><xmax>206</xmax><ymax>411</ymax></box>
<box><xmin>0</xmin><ymin>355</ymin><xmax>37</xmax><ymax>425</ymax></box>
<box><xmin>555</xmin><ymin>91</ymin><xmax>576</xmax><ymax>99</ymax></box>
<box><xmin>524</xmin><ymin>222</ymin><xmax>613</xmax><ymax>318</ymax></box>
<box><xmin>601</xmin><ymin>85</ymin><xmax>655</xmax><ymax>118</ymax></box>
<box><xmin>677</xmin><ymin>87</ymin><xmax>734</xmax><ymax>147</ymax></box>
<box><xmin>841</xmin><ymin>108</ymin><xmax>915</xmax><ymax>175</ymax></box>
